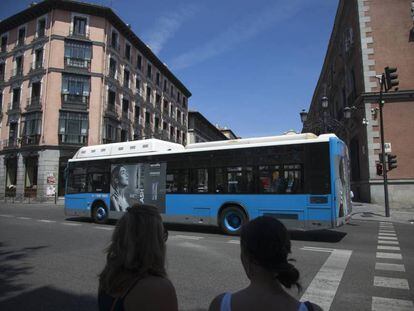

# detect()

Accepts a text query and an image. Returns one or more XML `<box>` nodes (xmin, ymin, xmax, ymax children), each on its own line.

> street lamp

<box><xmin>343</xmin><ymin>106</ymin><xmax>352</xmax><ymax>119</ymax></box>
<box><xmin>321</xmin><ymin>96</ymin><xmax>329</xmax><ymax>109</ymax></box>
<box><xmin>300</xmin><ymin>109</ymin><xmax>308</xmax><ymax>123</ymax></box>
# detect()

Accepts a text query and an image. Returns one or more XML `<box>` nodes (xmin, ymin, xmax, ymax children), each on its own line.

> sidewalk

<box><xmin>351</xmin><ymin>201</ymin><xmax>414</xmax><ymax>224</ymax></box>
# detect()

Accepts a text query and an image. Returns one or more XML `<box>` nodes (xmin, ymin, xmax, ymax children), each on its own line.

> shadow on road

<box><xmin>0</xmin><ymin>286</ymin><xmax>96</xmax><ymax>311</ymax></box>
<box><xmin>0</xmin><ymin>242</ymin><xmax>48</xmax><ymax>298</ymax></box>
<box><xmin>289</xmin><ymin>230</ymin><xmax>347</xmax><ymax>243</ymax></box>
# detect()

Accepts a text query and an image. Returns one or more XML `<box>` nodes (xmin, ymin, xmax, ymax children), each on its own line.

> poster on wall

<box><xmin>46</xmin><ymin>172</ymin><xmax>57</xmax><ymax>196</ymax></box>
<box><xmin>110</xmin><ymin>162</ymin><xmax>166</xmax><ymax>213</ymax></box>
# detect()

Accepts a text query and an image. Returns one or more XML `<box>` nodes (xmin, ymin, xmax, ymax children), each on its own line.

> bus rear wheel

<box><xmin>92</xmin><ymin>203</ymin><xmax>108</xmax><ymax>224</ymax></box>
<box><xmin>219</xmin><ymin>206</ymin><xmax>247</xmax><ymax>235</ymax></box>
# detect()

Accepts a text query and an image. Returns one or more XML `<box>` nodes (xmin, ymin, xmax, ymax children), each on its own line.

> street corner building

<box><xmin>0</xmin><ymin>0</ymin><xmax>191</xmax><ymax>201</ymax></box>
<box><xmin>302</xmin><ymin>0</ymin><xmax>414</xmax><ymax>208</ymax></box>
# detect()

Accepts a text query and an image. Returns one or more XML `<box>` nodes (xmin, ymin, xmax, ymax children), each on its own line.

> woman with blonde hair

<box><xmin>98</xmin><ymin>204</ymin><xmax>177</xmax><ymax>311</ymax></box>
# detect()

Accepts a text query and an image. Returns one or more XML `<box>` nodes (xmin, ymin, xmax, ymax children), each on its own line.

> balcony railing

<box><xmin>69</xmin><ymin>28</ymin><xmax>90</xmax><ymax>40</ymax></box>
<box><xmin>30</xmin><ymin>60</ymin><xmax>43</xmax><ymax>72</ymax></box>
<box><xmin>59</xmin><ymin>134</ymin><xmax>87</xmax><ymax>145</ymax></box>
<box><xmin>26</xmin><ymin>97</ymin><xmax>42</xmax><ymax>111</ymax></box>
<box><xmin>61</xmin><ymin>93</ymin><xmax>89</xmax><ymax>106</ymax></box>
<box><xmin>21</xmin><ymin>134</ymin><xmax>41</xmax><ymax>146</ymax></box>
<box><xmin>3</xmin><ymin>138</ymin><xmax>19</xmax><ymax>149</ymax></box>
<box><xmin>64</xmin><ymin>57</ymin><xmax>91</xmax><ymax>71</ymax></box>
<box><xmin>11</xmin><ymin>67</ymin><xmax>23</xmax><ymax>78</ymax></box>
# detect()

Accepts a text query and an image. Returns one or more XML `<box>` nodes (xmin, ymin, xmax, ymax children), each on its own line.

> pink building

<box><xmin>0</xmin><ymin>0</ymin><xmax>191</xmax><ymax>200</ymax></box>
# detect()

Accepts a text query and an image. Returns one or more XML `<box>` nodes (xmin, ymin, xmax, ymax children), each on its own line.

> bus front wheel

<box><xmin>219</xmin><ymin>206</ymin><xmax>247</xmax><ymax>235</ymax></box>
<box><xmin>92</xmin><ymin>203</ymin><xmax>108</xmax><ymax>224</ymax></box>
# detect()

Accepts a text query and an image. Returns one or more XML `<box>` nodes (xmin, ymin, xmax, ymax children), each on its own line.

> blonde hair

<box><xmin>99</xmin><ymin>204</ymin><xmax>166</xmax><ymax>295</ymax></box>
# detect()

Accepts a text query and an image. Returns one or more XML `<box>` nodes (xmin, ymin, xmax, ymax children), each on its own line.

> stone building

<box><xmin>0</xmin><ymin>0</ymin><xmax>191</xmax><ymax>200</ymax></box>
<box><xmin>303</xmin><ymin>0</ymin><xmax>414</xmax><ymax>207</ymax></box>
<box><xmin>187</xmin><ymin>111</ymin><xmax>228</xmax><ymax>143</ymax></box>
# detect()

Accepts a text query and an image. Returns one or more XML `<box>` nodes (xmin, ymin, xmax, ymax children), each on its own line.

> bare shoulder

<box><xmin>208</xmin><ymin>293</ymin><xmax>226</xmax><ymax>311</ymax></box>
<box><xmin>124</xmin><ymin>276</ymin><xmax>178</xmax><ymax>311</ymax></box>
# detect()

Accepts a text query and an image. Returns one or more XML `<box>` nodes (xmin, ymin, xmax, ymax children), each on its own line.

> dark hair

<box><xmin>240</xmin><ymin>216</ymin><xmax>301</xmax><ymax>290</ymax></box>
<box><xmin>99</xmin><ymin>204</ymin><xmax>167</xmax><ymax>295</ymax></box>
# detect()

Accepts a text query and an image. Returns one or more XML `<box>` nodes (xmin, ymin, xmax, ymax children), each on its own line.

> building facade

<box><xmin>187</xmin><ymin>111</ymin><xmax>228</xmax><ymax>143</ymax></box>
<box><xmin>303</xmin><ymin>0</ymin><xmax>414</xmax><ymax>208</ymax></box>
<box><xmin>0</xmin><ymin>0</ymin><xmax>191</xmax><ymax>200</ymax></box>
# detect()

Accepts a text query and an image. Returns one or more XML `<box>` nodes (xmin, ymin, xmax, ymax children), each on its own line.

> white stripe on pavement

<box><xmin>374</xmin><ymin>276</ymin><xmax>410</xmax><ymax>290</ymax></box>
<box><xmin>228</xmin><ymin>240</ymin><xmax>240</xmax><ymax>244</ymax></box>
<box><xmin>17</xmin><ymin>217</ymin><xmax>31</xmax><ymax>220</ymax></box>
<box><xmin>0</xmin><ymin>214</ymin><xmax>14</xmax><ymax>218</ymax></box>
<box><xmin>375</xmin><ymin>262</ymin><xmax>406</xmax><ymax>272</ymax></box>
<box><xmin>376</xmin><ymin>252</ymin><xmax>402</xmax><ymax>260</ymax></box>
<box><xmin>378</xmin><ymin>233</ymin><xmax>397</xmax><ymax>236</ymax></box>
<box><xmin>378</xmin><ymin>236</ymin><xmax>398</xmax><ymax>240</ymax></box>
<box><xmin>38</xmin><ymin>219</ymin><xmax>56</xmax><ymax>223</ymax></box>
<box><xmin>372</xmin><ymin>297</ymin><xmax>414</xmax><ymax>311</ymax></box>
<box><xmin>300</xmin><ymin>249</ymin><xmax>352</xmax><ymax>311</ymax></box>
<box><xmin>93</xmin><ymin>226</ymin><xmax>113</xmax><ymax>230</ymax></box>
<box><xmin>61</xmin><ymin>222</ymin><xmax>81</xmax><ymax>226</ymax></box>
<box><xmin>378</xmin><ymin>240</ymin><xmax>399</xmax><ymax>245</ymax></box>
<box><xmin>377</xmin><ymin>245</ymin><xmax>400</xmax><ymax>251</ymax></box>
<box><xmin>301</xmin><ymin>246</ymin><xmax>335</xmax><ymax>253</ymax></box>
<box><xmin>171</xmin><ymin>235</ymin><xmax>204</xmax><ymax>240</ymax></box>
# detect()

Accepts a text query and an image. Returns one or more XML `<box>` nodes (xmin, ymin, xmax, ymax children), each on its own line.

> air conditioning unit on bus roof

<box><xmin>73</xmin><ymin>139</ymin><xmax>184</xmax><ymax>159</ymax></box>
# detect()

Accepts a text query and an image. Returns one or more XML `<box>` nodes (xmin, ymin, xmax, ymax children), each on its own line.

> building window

<box><xmin>111</xmin><ymin>31</ymin><xmax>119</xmax><ymax>50</ymax></box>
<box><xmin>64</xmin><ymin>40</ymin><xmax>92</xmax><ymax>69</ymax></box>
<box><xmin>156</xmin><ymin>72</ymin><xmax>160</xmax><ymax>86</ymax></box>
<box><xmin>135</xmin><ymin>76</ymin><xmax>141</xmax><ymax>90</ymax></box>
<box><xmin>137</xmin><ymin>54</ymin><xmax>142</xmax><ymax>70</ymax></box>
<box><xmin>134</xmin><ymin>105</ymin><xmax>140</xmax><ymax>120</ymax></box>
<box><xmin>104</xmin><ymin>123</ymin><xmax>117</xmax><ymax>143</ymax></box>
<box><xmin>72</xmin><ymin>16</ymin><xmax>87</xmax><ymax>37</ymax></box>
<box><xmin>14</xmin><ymin>55</ymin><xmax>23</xmax><ymax>77</ymax></box>
<box><xmin>0</xmin><ymin>62</ymin><xmax>5</xmax><ymax>81</ymax></box>
<box><xmin>163</xmin><ymin>122</ymin><xmax>167</xmax><ymax>130</ymax></box>
<box><xmin>145</xmin><ymin>111</ymin><xmax>151</xmax><ymax>125</ymax></box>
<box><xmin>177</xmin><ymin>91</ymin><xmax>181</xmax><ymax>102</ymax></box>
<box><xmin>122</xmin><ymin>98</ymin><xmax>129</xmax><ymax>116</ymax></box>
<box><xmin>21</xmin><ymin>112</ymin><xmax>42</xmax><ymax>145</ymax></box>
<box><xmin>29</xmin><ymin>82</ymin><xmax>41</xmax><ymax>106</ymax></box>
<box><xmin>177</xmin><ymin>110</ymin><xmax>181</xmax><ymax>123</ymax></box>
<box><xmin>0</xmin><ymin>35</ymin><xmax>7</xmax><ymax>53</ymax></box>
<box><xmin>107</xmin><ymin>90</ymin><xmax>116</xmax><ymax>111</ymax></box>
<box><xmin>120</xmin><ymin>129</ymin><xmax>128</xmax><ymax>142</ymax></box>
<box><xmin>59</xmin><ymin>111</ymin><xmax>88</xmax><ymax>144</ymax></box>
<box><xmin>0</xmin><ymin>90</ymin><xmax>3</xmax><ymax>111</ymax></box>
<box><xmin>123</xmin><ymin>69</ymin><xmax>130</xmax><ymax>88</ymax></box>
<box><xmin>12</xmin><ymin>87</ymin><xmax>21</xmax><ymax>110</ymax></box>
<box><xmin>125</xmin><ymin>43</ymin><xmax>131</xmax><ymax>61</ymax></box>
<box><xmin>147</xmin><ymin>64</ymin><xmax>152</xmax><ymax>79</ymax></box>
<box><xmin>33</xmin><ymin>48</ymin><xmax>43</xmax><ymax>70</ymax></box>
<box><xmin>62</xmin><ymin>74</ymin><xmax>90</xmax><ymax>105</ymax></box>
<box><xmin>154</xmin><ymin>117</ymin><xmax>159</xmax><ymax>129</ymax></box>
<box><xmin>156</xmin><ymin>93</ymin><xmax>161</xmax><ymax>105</ymax></box>
<box><xmin>170</xmin><ymin>126</ymin><xmax>174</xmax><ymax>137</ymax></box>
<box><xmin>170</xmin><ymin>85</ymin><xmax>174</xmax><ymax>97</ymax></box>
<box><xmin>18</xmin><ymin>27</ymin><xmax>26</xmax><ymax>46</ymax></box>
<box><xmin>163</xmin><ymin>100</ymin><xmax>169</xmax><ymax>113</ymax></box>
<box><xmin>146</xmin><ymin>86</ymin><xmax>152</xmax><ymax>102</ymax></box>
<box><xmin>109</xmin><ymin>58</ymin><xmax>116</xmax><ymax>78</ymax></box>
<box><xmin>163</xmin><ymin>79</ymin><xmax>167</xmax><ymax>92</ymax></box>
<box><xmin>37</xmin><ymin>18</ymin><xmax>46</xmax><ymax>38</ymax></box>
<box><xmin>182</xmin><ymin>97</ymin><xmax>186</xmax><ymax>108</ymax></box>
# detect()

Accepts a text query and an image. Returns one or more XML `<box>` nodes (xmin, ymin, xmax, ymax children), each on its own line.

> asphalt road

<box><xmin>0</xmin><ymin>203</ymin><xmax>413</xmax><ymax>311</ymax></box>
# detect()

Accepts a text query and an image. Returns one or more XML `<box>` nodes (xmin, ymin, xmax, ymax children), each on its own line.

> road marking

<box><xmin>0</xmin><ymin>214</ymin><xmax>14</xmax><ymax>218</ymax></box>
<box><xmin>378</xmin><ymin>236</ymin><xmax>398</xmax><ymax>240</ymax></box>
<box><xmin>228</xmin><ymin>240</ymin><xmax>240</xmax><ymax>244</ymax></box>
<box><xmin>372</xmin><ymin>297</ymin><xmax>414</xmax><ymax>311</ymax></box>
<box><xmin>379</xmin><ymin>225</ymin><xmax>394</xmax><ymax>229</ymax></box>
<box><xmin>378</xmin><ymin>240</ymin><xmax>399</xmax><ymax>245</ymax></box>
<box><xmin>378</xmin><ymin>230</ymin><xmax>395</xmax><ymax>234</ymax></box>
<box><xmin>62</xmin><ymin>222</ymin><xmax>81</xmax><ymax>226</ymax></box>
<box><xmin>377</xmin><ymin>245</ymin><xmax>400</xmax><ymax>251</ymax></box>
<box><xmin>38</xmin><ymin>219</ymin><xmax>56</xmax><ymax>223</ymax></box>
<box><xmin>301</xmin><ymin>246</ymin><xmax>335</xmax><ymax>253</ymax></box>
<box><xmin>375</xmin><ymin>262</ymin><xmax>406</xmax><ymax>272</ymax></box>
<box><xmin>376</xmin><ymin>252</ymin><xmax>402</xmax><ymax>260</ymax></box>
<box><xmin>93</xmin><ymin>226</ymin><xmax>113</xmax><ymax>230</ymax></box>
<box><xmin>300</xmin><ymin>248</ymin><xmax>352</xmax><ymax>311</ymax></box>
<box><xmin>379</xmin><ymin>222</ymin><xmax>393</xmax><ymax>225</ymax></box>
<box><xmin>17</xmin><ymin>216</ymin><xmax>31</xmax><ymax>220</ymax></box>
<box><xmin>378</xmin><ymin>233</ymin><xmax>397</xmax><ymax>237</ymax></box>
<box><xmin>374</xmin><ymin>276</ymin><xmax>410</xmax><ymax>290</ymax></box>
<box><xmin>171</xmin><ymin>235</ymin><xmax>203</xmax><ymax>240</ymax></box>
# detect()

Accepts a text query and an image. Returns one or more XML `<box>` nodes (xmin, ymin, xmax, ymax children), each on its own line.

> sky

<box><xmin>0</xmin><ymin>0</ymin><xmax>339</xmax><ymax>138</ymax></box>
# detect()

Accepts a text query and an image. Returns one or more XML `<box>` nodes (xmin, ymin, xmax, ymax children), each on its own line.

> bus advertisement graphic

<box><xmin>110</xmin><ymin>162</ymin><xmax>166</xmax><ymax>213</ymax></box>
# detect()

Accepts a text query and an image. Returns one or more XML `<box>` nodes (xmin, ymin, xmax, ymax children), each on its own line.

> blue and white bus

<box><xmin>64</xmin><ymin>133</ymin><xmax>351</xmax><ymax>234</ymax></box>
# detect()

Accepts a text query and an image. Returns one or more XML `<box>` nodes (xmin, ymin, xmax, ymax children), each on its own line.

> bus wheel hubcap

<box><xmin>224</xmin><ymin>212</ymin><xmax>242</xmax><ymax>231</ymax></box>
<box><xmin>97</xmin><ymin>207</ymin><xmax>106</xmax><ymax>220</ymax></box>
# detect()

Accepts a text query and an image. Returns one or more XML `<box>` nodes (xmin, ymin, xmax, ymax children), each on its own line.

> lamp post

<box><xmin>321</xmin><ymin>96</ymin><xmax>329</xmax><ymax>133</ymax></box>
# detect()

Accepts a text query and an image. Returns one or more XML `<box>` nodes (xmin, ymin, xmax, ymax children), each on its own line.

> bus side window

<box><xmin>283</xmin><ymin>164</ymin><xmax>303</xmax><ymax>194</ymax></box>
<box><xmin>67</xmin><ymin>167</ymin><xmax>87</xmax><ymax>194</ymax></box>
<box><xmin>191</xmin><ymin>168</ymin><xmax>208</xmax><ymax>193</ymax></box>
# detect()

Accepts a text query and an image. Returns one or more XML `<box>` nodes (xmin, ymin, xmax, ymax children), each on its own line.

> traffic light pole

<box><xmin>379</xmin><ymin>75</ymin><xmax>390</xmax><ymax>217</ymax></box>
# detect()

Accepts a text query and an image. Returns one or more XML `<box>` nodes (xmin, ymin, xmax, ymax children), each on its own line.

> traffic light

<box><xmin>376</xmin><ymin>163</ymin><xmax>383</xmax><ymax>176</ymax></box>
<box><xmin>384</xmin><ymin>67</ymin><xmax>399</xmax><ymax>91</ymax></box>
<box><xmin>387</xmin><ymin>154</ymin><xmax>398</xmax><ymax>171</ymax></box>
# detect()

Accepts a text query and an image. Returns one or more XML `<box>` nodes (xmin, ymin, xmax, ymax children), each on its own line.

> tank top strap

<box><xmin>220</xmin><ymin>292</ymin><xmax>232</xmax><ymax>311</ymax></box>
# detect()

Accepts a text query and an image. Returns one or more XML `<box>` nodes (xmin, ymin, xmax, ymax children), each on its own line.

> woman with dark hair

<box><xmin>209</xmin><ymin>216</ymin><xmax>321</xmax><ymax>311</ymax></box>
<box><xmin>98</xmin><ymin>204</ymin><xmax>177</xmax><ymax>311</ymax></box>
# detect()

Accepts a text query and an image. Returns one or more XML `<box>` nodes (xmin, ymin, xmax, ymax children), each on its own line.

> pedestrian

<box><xmin>98</xmin><ymin>204</ymin><xmax>177</xmax><ymax>311</ymax></box>
<box><xmin>208</xmin><ymin>216</ymin><xmax>322</xmax><ymax>311</ymax></box>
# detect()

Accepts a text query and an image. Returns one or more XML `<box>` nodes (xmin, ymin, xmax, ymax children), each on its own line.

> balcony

<box><xmin>68</xmin><ymin>29</ymin><xmax>90</xmax><ymax>40</ymax></box>
<box><xmin>59</xmin><ymin>134</ymin><xmax>87</xmax><ymax>145</ymax></box>
<box><xmin>2</xmin><ymin>138</ymin><xmax>19</xmax><ymax>149</ymax></box>
<box><xmin>64</xmin><ymin>57</ymin><xmax>91</xmax><ymax>71</ymax></box>
<box><xmin>26</xmin><ymin>97</ymin><xmax>42</xmax><ymax>112</ymax></box>
<box><xmin>21</xmin><ymin>134</ymin><xmax>41</xmax><ymax>146</ymax></box>
<box><xmin>30</xmin><ymin>60</ymin><xmax>43</xmax><ymax>72</ymax></box>
<box><xmin>10</xmin><ymin>67</ymin><xmax>23</xmax><ymax>79</ymax></box>
<box><xmin>61</xmin><ymin>93</ymin><xmax>89</xmax><ymax>108</ymax></box>
<box><xmin>7</xmin><ymin>102</ymin><xmax>21</xmax><ymax>114</ymax></box>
